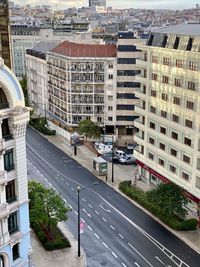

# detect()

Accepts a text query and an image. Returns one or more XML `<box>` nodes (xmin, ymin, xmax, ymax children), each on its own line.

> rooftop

<box><xmin>152</xmin><ymin>23</ymin><xmax>200</xmax><ymax>36</ymax></box>
<box><xmin>32</xmin><ymin>41</ymin><xmax>59</xmax><ymax>54</ymax></box>
<box><xmin>51</xmin><ymin>41</ymin><xmax>117</xmax><ymax>58</ymax></box>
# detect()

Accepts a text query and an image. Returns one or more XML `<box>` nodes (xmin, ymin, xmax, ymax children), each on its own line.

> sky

<box><xmin>14</xmin><ymin>0</ymin><xmax>198</xmax><ymax>10</ymax></box>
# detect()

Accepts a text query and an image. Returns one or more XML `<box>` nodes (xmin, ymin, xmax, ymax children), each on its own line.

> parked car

<box><xmin>119</xmin><ymin>155</ymin><xmax>136</xmax><ymax>164</ymax></box>
<box><xmin>101</xmin><ymin>152</ymin><xmax>119</xmax><ymax>162</ymax></box>
<box><xmin>114</xmin><ymin>150</ymin><xmax>127</xmax><ymax>159</ymax></box>
<box><xmin>127</xmin><ymin>143</ymin><xmax>138</xmax><ymax>150</ymax></box>
<box><xmin>95</xmin><ymin>142</ymin><xmax>113</xmax><ymax>155</ymax></box>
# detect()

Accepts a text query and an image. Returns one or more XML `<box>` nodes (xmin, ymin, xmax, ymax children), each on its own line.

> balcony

<box><xmin>136</xmin><ymin>59</ymin><xmax>147</xmax><ymax>68</ymax></box>
<box><xmin>0</xmin><ymin>203</ymin><xmax>9</xmax><ymax>219</ymax></box>
<box><xmin>0</xmin><ymin>171</ymin><xmax>6</xmax><ymax>184</ymax></box>
<box><xmin>135</xmin><ymin>75</ymin><xmax>147</xmax><ymax>84</ymax></box>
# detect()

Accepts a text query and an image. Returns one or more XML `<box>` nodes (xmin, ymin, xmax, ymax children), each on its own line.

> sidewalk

<box><xmin>30</xmin><ymin>222</ymin><xmax>86</xmax><ymax>267</ymax></box>
<box><xmin>33</xmin><ymin>132</ymin><xmax>200</xmax><ymax>258</ymax></box>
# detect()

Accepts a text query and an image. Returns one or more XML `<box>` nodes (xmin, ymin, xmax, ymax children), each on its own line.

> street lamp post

<box><xmin>111</xmin><ymin>135</ymin><xmax>114</xmax><ymax>183</ymax></box>
<box><xmin>77</xmin><ymin>182</ymin><xmax>98</xmax><ymax>257</ymax></box>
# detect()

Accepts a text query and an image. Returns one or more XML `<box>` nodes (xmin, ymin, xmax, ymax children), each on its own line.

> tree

<box><xmin>19</xmin><ymin>76</ymin><xmax>29</xmax><ymax>107</ymax></box>
<box><xmin>146</xmin><ymin>182</ymin><xmax>188</xmax><ymax>219</ymax></box>
<box><xmin>78</xmin><ymin>119</ymin><xmax>101</xmax><ymax>140</ymax></box>
<box><xmin>28</xmin><ymin>180</ymin><xmax>71</xmax><ymax>232</ymax></box>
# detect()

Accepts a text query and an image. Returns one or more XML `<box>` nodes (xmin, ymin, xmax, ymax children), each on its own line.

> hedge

<box><xmin>119</xmin><ymin>181</ymin><xmax>198</xmax><ymax>231</ymax></box>
<box><xmin>29</xmin><ymin>118</ymin><xmax>56</xmax><ymax>136</ymax></box>
<box><xmin>32</xmin><ymin>222</ymin><xmax>71</xmax><ymax>250</ymax></box>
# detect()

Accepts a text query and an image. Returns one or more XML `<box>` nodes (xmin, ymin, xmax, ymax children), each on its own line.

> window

<box><xmin>8</xmin><ymin>211</ymin><xmax>18</xmax><ymax>234</ymax></box>
<box><xmin>161</xmin><ymin>93</ymin><xmax>168</xmax><ymax>101</ymax></box>
<box><xmin>117</xmin><ymin>58</ymin><xmax>136</xmax><ymax>64</ymax></box>
<box><xmin>118</xmin><ymin>45</ymin><xmax>138</xmax><ymax>52</ymax></box>
<box><xmin>173</xmin><ymin>36</ymin><xmax>180</xmax><ymax>49</ymax></box>
<box><xmin>186</xmin><ymin>38</ymin><xmax>193</xmax><ymax>51</ymax></box>
<box><xmin>150</xmin><ymin>122</ymin><xmax>155</xmax><ymax>129</ymax></box>
<box><xmin>173</xmin><ymin>97</ymin><xmax>180</xmax><ymax>105</ymax></box>
<box><xmin>149</xmin><ymin>137</ymin><xmax>154</xmax><ymax>145</ymax></box>
<box><xmin>174</xmin><ymin>78</ymin><xmax>181</xmax><ymax>87</ymax></box>
<box><xmin>176</xmin><ymin>59</ymin><xmax>184</xmax><ymax>68</ymax></box>
<box><xmin>148</xmin><ymin>34</ymin><xmax>154</xmax><ymax>46</ymax></box>
<box><xmin>151</xmin><ymin>90</ymin><xmax>156</xmax><ymax>97</ymax></box>
<box><xmin>108</xmin><ymin>74</ymin><xmax>113</xmax><ymax>79</ymax></box>
<box><xmin>160</xmin><ymin>127</ymin><xmax>166</xmax><ymax>134</ymax></box>
<box><xmin>6</xmin><ymin>180</ymin><xmax>16</xmax><ymax>203</ymax></box>
<box><xmin>163</xmin><ymin>57</ymin><xmax>170</xmax><ymax>65</ymax></box>
<box><xmin>159</xmin><ymin>143</ymin><xmax>165</xmax><ymax>150</ymax></box>
<box><xmin>108</xmin><ymin>106</ymin><xmax>113</xmax><ymax>111</ymax></box>
<box><xmin>162</xmin><ymin>76</ymin><xmax>169</xmax><ymax>84</ymax></box>
<box><xmin>109</xmin><ymin>64</ymin><xmax>113</xmax><ymax>69</ymax></box>
<box><xmin>117</xmin><ymin>93</ymin><xmax>136</xmax><ymax>99</ymax></box>
<box><xmin>172</xmin><ymin>132</ymin><xmax>178</xmax><ymax>140</ymax></box>
<box><xmin>183</xmin><ymin>155</ymin><xmax>190</xmax><ymax>164</ymax></box>
<box><xmin>188</xmin><ymin>81</ymin><xmax>195</xmax><ymax>91</ymax></box>
<box><xmin>117</xmin><ymin>82</ymin><xmax>140</xmax><ymax>88</ymax></box>
<box><xmin>172</xmin><ymin>114</ymin><xmax>179</xmax><ymax>123</ymax></box>
<box><xmin>152</xmin><ymin>56</ymin><xmax>158</xmax><ymax>63</ymax></box>
<box><xmin>184</xmin><ymin>137</ymin><xmax>191</xmax><ymax>146</ymax></box>
<box><xmin>185</xmin><ymin>119</ymin><xmax>193</xmax><ymax>128</ymax></box>
<box><xmin>2</xmin><ymin>119</ymin><xmax>12</xmax><ymax>140</ymax></box>
<box><xmin>170</xmin><ymin>165</ymin><xmax>176</xmax><ymax>173</ymax></box>
<box><xmin>162</xmin><ymin>35</ymin><xmax>168</xmax><ymax>47</ymax></box>
<box><xmin>150</xmin><ymin>106</ymin><xmax>156</xmax><ymax>113</ymax></box>
<box><xmin>148</xmin><ymin>152</ymin><xmax>154</xmax><ymax>160</ymax></box>
<box><xmin>161</xmin><ymin>110</ymin><xmax>167</xmax><ymax>118</ymax></box>
<box><xmin>117</xmin><ymin>105</ymin><xmax>134</xmax><ymax>110</ymax></box>
<box><xmin>152</xmin><ymin>73</ymin><xmax>158</xmax><ymax>81</ymax></box>
<box><xmin>189</xmin><ymin>62</ymin><xmax>197</xmax><ymax>71</ymax></box>
<box><xmin>108</xmin><ymin>95</ymin><xmax>113</xmax><ymax>101</ymax></box>
<box><xmin>4</xmin><ymin>149</ymin><xmax>14</xmax><ymax>171</ymax></box>
<box><xmin>182</xmin><ymin>172</ymin><xmax>189</xmax><ymax>181</ymax></box>
<box><xmin>108</xmin><ymin>117</ymin><xmax>113</xmax><ymax>121</ymax></box>
<box><xmin>186</xmin><ymin>101</ymin><xmax>194</xmax><ymax>110</ymax></box>
<box><xmin>142</xmin><ymin>85</ymin><xmax>146</xmax><ymax>94</ymax></box>
<box><xmin>117</xmin><ymin>116</ymin><xmax>138</xmax><ymax>121</ymax></box>
<box><xmin>159</xmin><ymin>159</ymin><xmax>164</xmax><ymax>166</ymax></box>
<box><xmin>97</xmin><ymin>117</ymin><xmax>102</xmax><ymax>122</ymax></box>
<box><xmin>12</xmin><ymin>243</ymin><xmax>20</xmax><ymax>261</ymax></box>
<box><xmin>171</xmin><ymin>148</ymin><xmax>177</xmax><ymax>157</ymax></box>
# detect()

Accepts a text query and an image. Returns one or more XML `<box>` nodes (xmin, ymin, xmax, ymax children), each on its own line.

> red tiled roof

<box><xmin>51</xmin><ymin>41</ymin><xmax>117</xmax><ymax>58</ymax></box>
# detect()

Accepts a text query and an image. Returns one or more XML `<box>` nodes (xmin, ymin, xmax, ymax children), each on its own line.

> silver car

<box><xmin>119</xmin><ymin>155</ymin><xmax>136</xmax><ymax>164</ymax></box>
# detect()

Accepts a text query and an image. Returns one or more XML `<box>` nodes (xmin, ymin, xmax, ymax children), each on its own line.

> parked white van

<box><xmin>114</xmin><ymin>150</ymin><xmax>127</xmax><ymax>159</ymax></box>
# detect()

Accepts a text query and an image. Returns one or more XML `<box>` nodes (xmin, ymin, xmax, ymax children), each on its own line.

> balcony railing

<box><xmin>6</xmin><ymin>195</ymin><xmax>17</xmax><ymax>204</ymax></box>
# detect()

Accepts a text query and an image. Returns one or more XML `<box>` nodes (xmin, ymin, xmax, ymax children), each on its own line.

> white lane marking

<box><xmin>40</xmin><ymin>173</ymin><xmax>44</xmax><ymax>177</ymax></box>
<box><xmin>155</xmin><ymin>256</ymin><xmax>165</xmax><ymax>266</ymax></box>
<box><xmin>88</xmin><ymin>204</ymin><xmax>93</xmax><ymax>208</ymax></box>
<box><xmin>37</xmin><ymin>170</ymin><xmax>40</xmax><ymax>173</ymax></box>
<box><xmin>64</xmin><ymin>199</ymin><xmax>67</xmax><ymax>203</ymax></box>
<box><xmin>66</xmin><ymin>182</ymin><xmax>69</xmax><ymax>186</ymax></box>
<box><xmin>81</xmin><ymin>218</ymin><xmax>85</xmax><ymax>222</ymax></box>
<box><xmin>61</xmin><ymin>177</ymin><xmax>64</xmax><ymax>181</ymax></box>
<box><xmin>71</xmin><ymin>187</ymin><xmax>74</xmax><ymax>191</ymax></box>
<box><xmin>102</xmin><ymin>242</ymin><xmax>108</xmax><ymax>248</ymax></box>
<box><xmin>74</xmin><ymin>211</ymin><xmax>78</xmax><ymax>216</ymax></box>
<box><xmin>53</xmin><ymin>187</ymin><xmax>56</xmax><ymax>191</ymax></box>
<box><xmin>69</xmin><ymin>204</ymin><xmax>72</xmax><ymax>209</ymax></box>
<box><xmin>122</xmin><ymin>263</ymin><xmax>127</xmax><ymax>267</ymax></box>
<box><xmin>128</xmin><ymin>243</ymin><xmax>153</xmax><ymax>267</ymax></box>
<box><xmin>110</xmin><ymin>225</ymin><xmax>115</xmax><ymax>230</ymax></box>
<box><xmin>45</xmin><ymin>178</ymin><xmax>48</xmax><ymax>182</ymax></box>
<box><xmin>134</xmin><ymin>262</ymin><xmax>140</xmax><ymax>267</ymax></box>
<box><xmin>118</xmin><ymin>233</ymin><xmax>124</xmax><ymax>239</ymax></box>
<box><xmin>99</xmin><ymin>204</ymin><xmax>111</xmax><ymax>213</ymax></box>
<box><xmin>87</xmin><ymin>213</ymin><xmax>91</xmax><ymax>218</ymax></box>
<box><xmin>102</xmin><ymin>218</ymin><xmax>107</xmax><ymax>222</ymax></box>
<box><xmin>112</xmin><ymin>252</ymin><xmax>118</xmax><ymax>258</ymax></box>
<box><xmin>82</xmin><ymin>198</ymin><xmax>86</xmax><ymax>202</ymax></box>
<box><xmin>49</xmin><ymin>182</ymin><xmax>52</xmax><ymax>187</ymax></box>
<box><xmin>82</xmin><ymin>208</ymin><xmax>87</xmax><ymax>213</ymax></box>
<box><xmin>95</xmin><ymin>210</ymin><xmax>99</xmax><ymax>215</ymax></box>
<box><xmin>94</xmin><ymin>233</ymin><xmax>99</xmax><ymax>239</ymax></box>
<box><xmin>88</xmin><ymin>226</ymin><xmax>92</xmax><ymax>231</ymax></box>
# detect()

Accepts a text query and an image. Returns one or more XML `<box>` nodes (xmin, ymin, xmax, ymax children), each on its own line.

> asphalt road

<box><xmin>26</xmin><ymin>127</ymin><xmax>200</xmax><ymax>267</ymax></box>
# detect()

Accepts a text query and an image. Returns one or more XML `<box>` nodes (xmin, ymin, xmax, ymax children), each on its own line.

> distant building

<box><xmin>0</xmin><ymin>0</ymin><xmax>12</xmax><ymax>69</ymax></box>
<box><xmin>89</xmin><ymin>0</ymin><xmax>106</xmax><ymax>13</ymax></box>
<box><xmin>135</xmin><ymin>23</ymin><xmax>200</xmax><ymax>206</ymax></box>
<box><xmin>26</xmin><ymin>41</ymin><xmax>59</xmax><ymax>117</ymax></box>
<box><xmin>0</xmin><ymin>58</ymin><xmax>31</xmax><ymax>266</ymax></box>
<box><xmin>47</xmin><ymin>41</ymin><xmax>117</xmax><ymax>138</ymax></box>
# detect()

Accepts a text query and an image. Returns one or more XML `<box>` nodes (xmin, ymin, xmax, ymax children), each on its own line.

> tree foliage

<box><xmin>28</xmin><ymin>180</ymin><xmax>71</xmax><ymax>232</ymax></box>
<box><xmin>78</xmin><ymin>119</ymin><xmax>101</xmax><ymax>140</ymax></box>
<box><xmin>19</xmin><ymin>76</ymin><xmax>29</xmax><ymax>106</ymax></box>
<box><xmin>146</xmin><ymin>182</ymin><xmax>188</xmax><ymax>219</ymax></box>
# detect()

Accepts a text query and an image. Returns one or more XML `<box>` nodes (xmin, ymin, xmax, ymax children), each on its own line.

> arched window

<box><xmin>0</xmin><ymin>254</ymin><xmax>5</xmax><ymax>267</ymax></box>
<box><xmin>0</xmin><ymin>87</ymin><xmax>9</xmax><ymax>109</ymax></box>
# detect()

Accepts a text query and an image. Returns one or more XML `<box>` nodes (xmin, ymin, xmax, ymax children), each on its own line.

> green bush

<box><xmin>44</xmin><ymin>238</ymin><xmax>71</xmax><ymax>251</ymax></box>
<box><xmin>179</xmin><ymin>218</ymin><xmax>198</xmax><ymax>230</ymax></box>
<box><xmin>29</xmin><ymin>118</ymin><xmax>56</xmax><ymax>136</ymax></box>
<box><xmin>119</xmin><ymin>180</ymin><xmax>198</xmax><ymax>231</ymax></box>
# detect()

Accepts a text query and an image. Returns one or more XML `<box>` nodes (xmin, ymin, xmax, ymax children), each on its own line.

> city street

<box><xmin>26</xmin><ymin>127</ymin><xmax>200</xmax><ymax>267</ymax></box>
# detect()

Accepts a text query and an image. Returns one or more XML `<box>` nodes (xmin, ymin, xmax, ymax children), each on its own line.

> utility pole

<box><xmin>111</xmin><ymin>135</ymin><xmax>114</xmax><ymax>183</ymax></box>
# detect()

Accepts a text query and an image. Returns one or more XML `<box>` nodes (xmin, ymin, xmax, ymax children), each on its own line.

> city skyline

<box><xmin>14</xmin><ymin>0</ymin><xmax>198</xmax><ymax>10</ymax></box>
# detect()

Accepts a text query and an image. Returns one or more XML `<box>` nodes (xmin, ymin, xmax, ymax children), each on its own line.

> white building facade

<box><xmin>134</xmin><ymin>24</ymin><xmax>200</xmax><ymax>206</ymax></box>
<box><xmin>47</xmin><ymin>41</ymin><xmax>117</xmax><ymax>139</ymax></box>
<box><xmin>0</xmin><ymin>58</ymin><xmax>30</xmax><ymax>266</ymax></box>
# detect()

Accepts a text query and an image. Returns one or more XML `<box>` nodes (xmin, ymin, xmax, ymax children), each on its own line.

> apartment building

<box><xmin>0</xmin><ymin>58</ymin><xmax>30</xmax><ymax>266</ymax></box>
<box><xmin>89</xmin><ymin>0</ymin><xmax>106</xmax><ymax>13</ymax></box>
<box><xmin>116</xmin><ymin>31</ymin><xmax>143</xmax><ymax>146</ymax></box>
<box><xmin>26</xmin><ymin>41</ymin><xmax>59</xmax><ymax>117</ymax></box>
<box><xmin>134</xmin><ymin>24</ymin><xmax>200</xmax><ymax>205</ymax></box>
<box><xmin>47</xmin><ymin>41</ymin><xmax>117</xmax><ymax>138</ymax></box>
<box><xmin>0</xmin><ymin>0</ymin><xmax>12</xmax><ymax>69</ymax></box>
